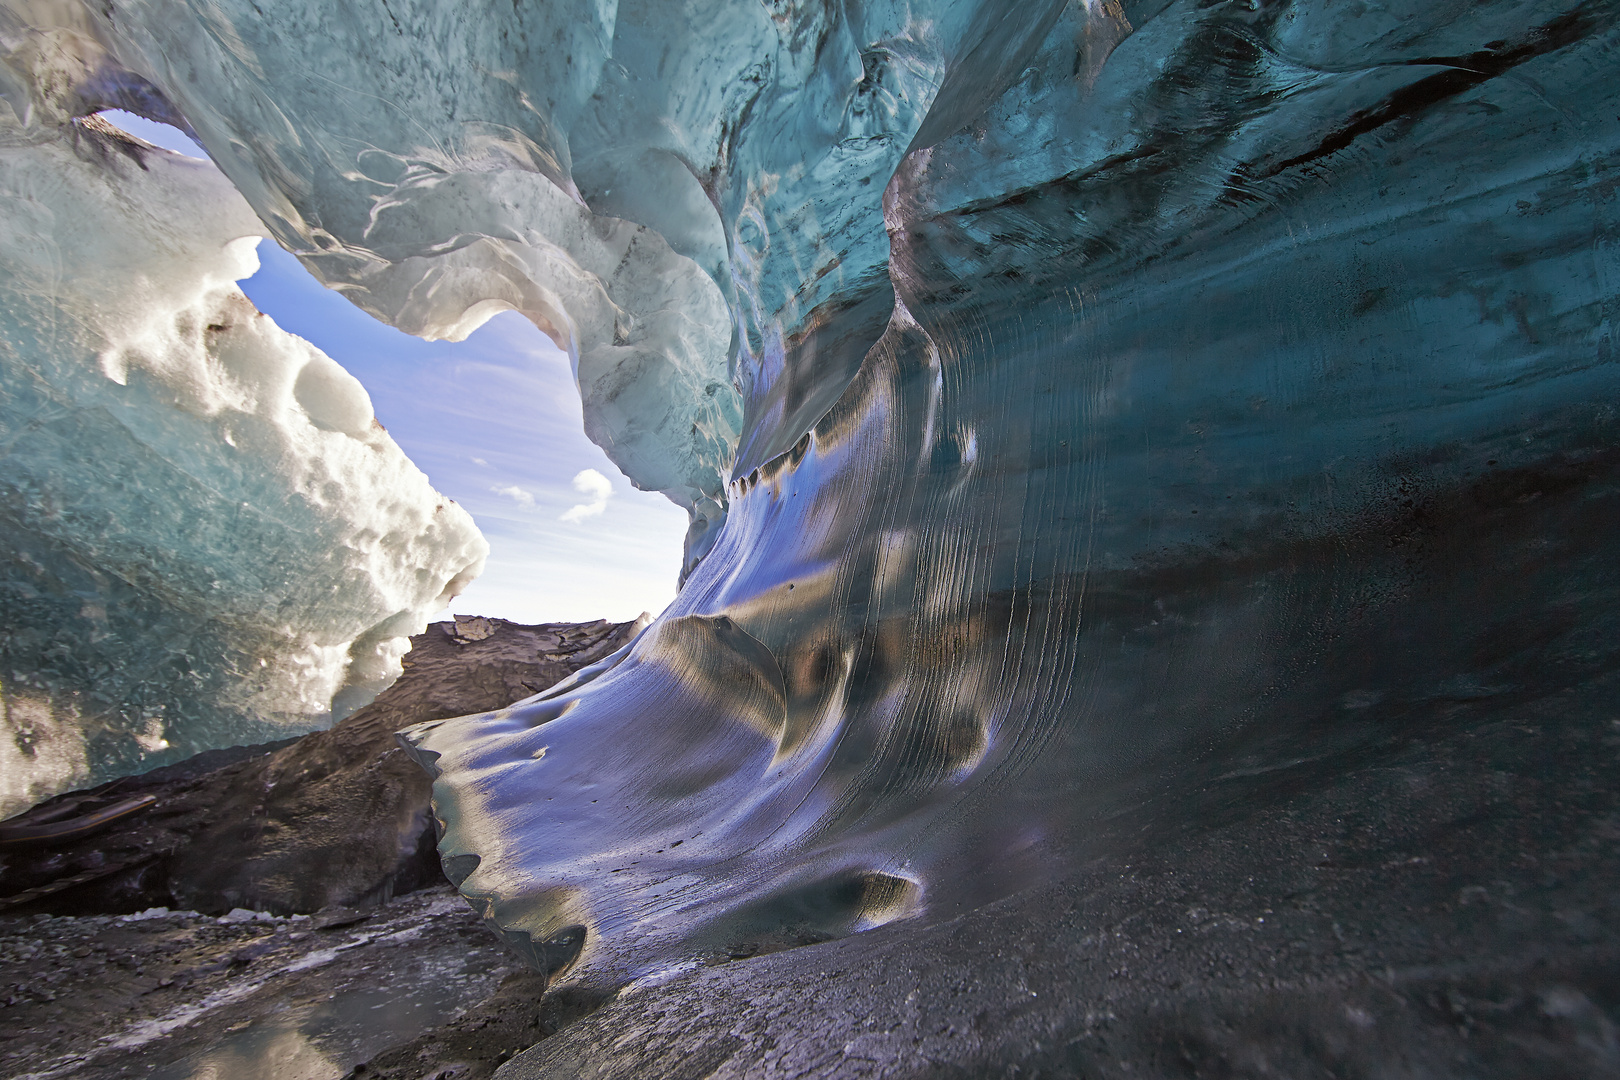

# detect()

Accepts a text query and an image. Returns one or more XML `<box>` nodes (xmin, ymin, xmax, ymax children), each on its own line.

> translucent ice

<box><xmin>0</xmin><ymin>34</ymin><xmax>486</xmax><ymax>813</ymax></box>
<box><xmin>4</xmin><ymin>0</ymin><xmax>1617</xmax><ymax>991</ymax></box>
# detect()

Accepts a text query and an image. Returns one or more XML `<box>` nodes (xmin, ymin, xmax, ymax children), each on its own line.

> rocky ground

<box><xmin>0</xmin><ymin>617</ymin><xmax>639</xmax><ymax>1079</ymax></box>
<box><xmin>0</xmin><ymin>615</ymin><xmax>641</xmax><ymax>919</ymax></box>
<box><xmin>0</xmin><ymin>887</ymin><xmax>533</xmax><ymax>1080</ymax></box>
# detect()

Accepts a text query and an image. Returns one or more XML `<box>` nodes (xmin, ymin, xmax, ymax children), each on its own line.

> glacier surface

<box><xmin>2</xmin><ymin>0</ymin><xmax>1618</xmax><ymax>1015</ymax></box>
<box><xmin>0</xmin><ymin>27</ymin><xmax>487</xmax><ymax>814</ymax></box>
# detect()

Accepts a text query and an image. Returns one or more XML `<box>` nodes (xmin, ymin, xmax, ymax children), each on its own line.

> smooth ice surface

<box><xmin>0</xmin><ymin>37</ymin><xmax>487</xmax><ymax>813</ymax></box>
<box><xmin>2</xmin><ymin>0</ymin><xmax>1616</xmax><ymax>995</ymax></box>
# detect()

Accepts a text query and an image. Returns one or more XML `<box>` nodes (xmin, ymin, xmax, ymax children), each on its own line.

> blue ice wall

<box><xmin>3</xmin><ymin>0</ymin><xmax>1616</xmax><ymax>985</ymax></box>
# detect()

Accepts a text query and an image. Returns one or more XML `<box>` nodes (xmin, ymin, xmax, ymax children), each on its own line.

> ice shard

<box><xmin>0</xmin><ymin>17</ymin><xmax>487</xmax><ymax>814</ymax></box>
<box><xmin>2</xmin><ymin>0</ymin><xmax>1616</xmax><ymax>1009</ymax></box>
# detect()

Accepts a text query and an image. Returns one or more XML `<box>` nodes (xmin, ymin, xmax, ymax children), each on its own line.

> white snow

<box><xmin>0</xmin><ymin>40</ymin><xmax>488</xmax><ymax>811</ymax></box>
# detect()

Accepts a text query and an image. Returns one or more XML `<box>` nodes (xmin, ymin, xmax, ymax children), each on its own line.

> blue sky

<box><xmin>103</xmin><ymin>111</ymin><xmax>688</xmax><ymax>624</ymax></box>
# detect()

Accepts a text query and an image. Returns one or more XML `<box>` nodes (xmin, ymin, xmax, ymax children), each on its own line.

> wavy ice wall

<box><xmin>8</xmin><ymin>0</ymin><xmax>1617</xmax><ymax>986</ymax></box>
<box><xmin>0</xmin><ymin>29</ymin><xmax>487</xmax><ymax>814</ymax></box>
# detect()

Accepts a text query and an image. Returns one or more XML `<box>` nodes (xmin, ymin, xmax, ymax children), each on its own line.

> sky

<box><xmin>102</xmin><ymin>112</ymin><xmax>690</xmax><ymax>625</ymax></box>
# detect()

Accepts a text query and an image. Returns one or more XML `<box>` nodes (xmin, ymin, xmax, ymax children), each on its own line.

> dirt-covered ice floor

<box><xmin>0</xmin><ymin>886</ymin><xmax>587</xmax><ymax>1080</ymax></box>
<box><xmin>0</xmin><ymin>619</ymin><xmax>636</xmax><ymax>1080</ymax></box>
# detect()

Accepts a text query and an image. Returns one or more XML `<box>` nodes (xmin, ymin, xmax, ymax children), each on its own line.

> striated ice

<box><xmin>1</xmin><ymin>0</ymin><xmax>1617</xmax><ymax>1000</ymax></box>
<box><xmin>0</xmin><ymin>34</ymin><xmax>487</xmax><ymax>814</ymax></box>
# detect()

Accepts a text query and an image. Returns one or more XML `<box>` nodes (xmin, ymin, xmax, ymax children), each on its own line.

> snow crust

<box><xmin>0</xmin><ymin>30</ymin><xmax>486</xmax><ymax>813</ymax></box>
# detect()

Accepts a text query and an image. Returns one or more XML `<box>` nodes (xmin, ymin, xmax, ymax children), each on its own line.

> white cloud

<box><xmin>561</xmin><ymin>468</ymin><xmax>613</xmax><ymax>523</ymax></box>
<box><xmin>471</xmin><ymin>457</ymin><xmax>488</xmax><ymax>467</ymax></box>
<box><xmin>492</xmin><ymin>484</ymin><xmax>535</xmax><ymax>508</ymax></box>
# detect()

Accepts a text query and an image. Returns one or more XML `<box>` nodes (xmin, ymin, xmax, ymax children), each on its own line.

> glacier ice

<box><xmin>2</xmin><ymin>0</ymin><xmax>1617</xmax><ymax>999</ymax></box>
<box><xmin>0</xmin><ymin>34</ymin><xmax>487</xmax><ymax>814</ymax></box>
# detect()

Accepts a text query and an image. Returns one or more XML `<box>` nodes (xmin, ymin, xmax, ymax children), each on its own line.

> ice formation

<box><xmin>0</xmin><ymin>18</ymin><xmax>487</xmax><ymax>814</ymax></box>
<box><xmin>1</xmin><ymin>0</ymin><xmax>1616</xmax><ymax>997</ymax></box>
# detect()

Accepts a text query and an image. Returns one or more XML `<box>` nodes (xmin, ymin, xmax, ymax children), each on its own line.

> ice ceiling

<box><xmin>2</xmin><ymin>0</ymin><xmax>1617</xmax><ymax>986</ymax></box>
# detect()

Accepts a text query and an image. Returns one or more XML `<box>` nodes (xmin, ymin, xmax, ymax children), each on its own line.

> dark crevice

<box><xmin>1265</xmin><ymin>6</ymin><xmax>1597</xmax><ymax>177</ymax></box>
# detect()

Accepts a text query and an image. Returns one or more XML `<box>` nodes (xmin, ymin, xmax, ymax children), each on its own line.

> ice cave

<box><xmin>1</xmin><ymin>0</ymin><xmax>1617</xmax><ymax>1075</ymax></box>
